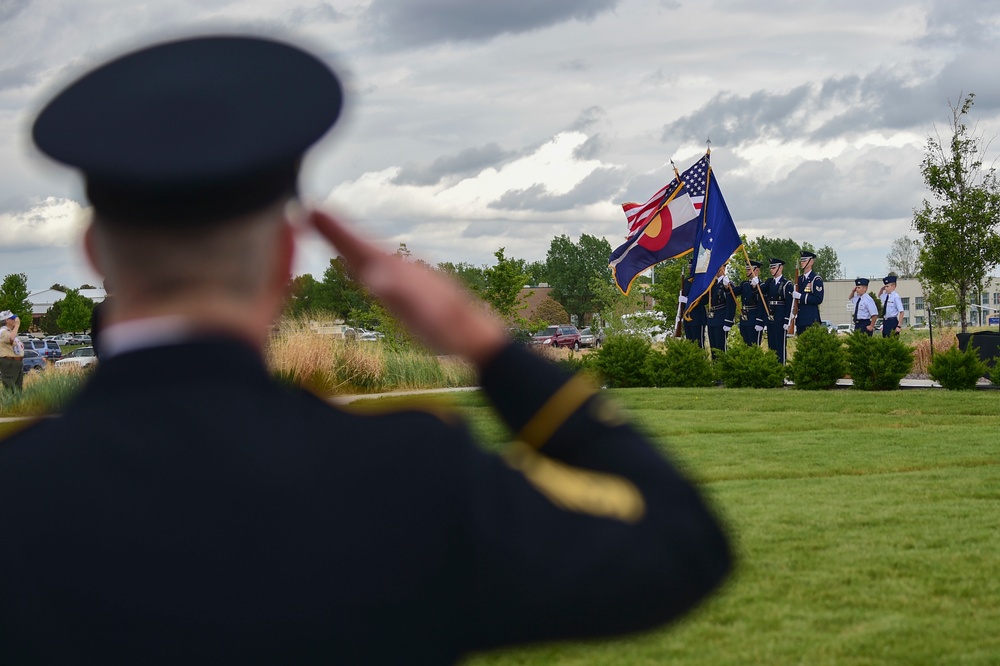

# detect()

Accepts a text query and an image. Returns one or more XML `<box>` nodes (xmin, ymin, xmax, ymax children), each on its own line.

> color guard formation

<box><xmin>678</xmin><ymin>249</ymin><xmax>906</xmax><ymax>363</ymax></box>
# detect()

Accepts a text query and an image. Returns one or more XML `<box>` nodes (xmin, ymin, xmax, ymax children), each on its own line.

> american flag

<box><xmin>623</xmin><ymin>153</ymin><xmax>710</xmax><ymax>239</ymax></box>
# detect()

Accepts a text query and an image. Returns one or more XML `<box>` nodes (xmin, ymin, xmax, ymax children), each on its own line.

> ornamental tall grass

<box><xmin>0</xmin><ymin>366</ymin><xmax>90</xmax><ymax>417</ymax></box>
<box><xmin>265</xmin><ymin>316</ymin><xmax>476</xmax><ymax>395</ymax></box>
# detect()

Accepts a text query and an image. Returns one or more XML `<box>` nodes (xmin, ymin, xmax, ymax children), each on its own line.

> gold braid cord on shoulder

<box><xmin>504</xmin><ymin>442</ymin><xmax>645</xmax><ymax>523</ymax></box>
<box><xmin>516</xmin><ymin>374</ymin><xmax>596</xmax><ymax>449</ymax></box>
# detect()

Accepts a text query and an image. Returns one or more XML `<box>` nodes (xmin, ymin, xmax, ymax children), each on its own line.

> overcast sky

<box><xmin>3</xmin><ymin>0</ymin><xmax>1000</xmax><ymax>293</ymax></box>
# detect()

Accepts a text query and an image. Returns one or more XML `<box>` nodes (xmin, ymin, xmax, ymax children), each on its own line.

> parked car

<box><xmin>834</xmin><ymin>324</ymin><xmax>853</xmax><ymax>336</ymax></box>
<box><xmin>66</xmin><ymin>334</ymin><xmax>92</xmax><ymax>345</ymax></box>
<box><xmin>55</xmin><ymin>346</ymin><xmax>97</xmax><ymax>368</ymax></box>
<box><xmin>531</xmin><ymin>325</ymin><xmax>582</xmax><ymax>350</ymax></box>
<box><xmin>23</xmin><ymin>338</ymin><xmax>63</xmax><ymax>359</ymax></box>
<box><xmin>357</xmin><ymin>331</ymin><xmax>384</xmax><ymax>341</ymax></box>
<box><xmin>22</xmin><ymin>349</ymin><xmax>47</xmax><ymax>374</ymax></box>
<box><xmin>578</xmin><ymin>327</ymin><xmax>597</xmax><ymax>348</ymax></box>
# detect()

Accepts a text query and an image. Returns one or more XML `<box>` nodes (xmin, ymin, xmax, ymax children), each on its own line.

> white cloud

<box><xmin>0</xmin><ymin>197</ymin><xmax>88</xmax><ymax>248</ymax></box>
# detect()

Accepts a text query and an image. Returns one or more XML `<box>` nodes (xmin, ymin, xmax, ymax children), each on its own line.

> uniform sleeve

<box><xmin>804</xmin><ymin>276</ymin><xmax>824</xmax><ymax>305</ymax></box>
<box><xmin>451</xmin><ymin>344</ymin><xmax>732</xmax><ymax>651</ymax></box>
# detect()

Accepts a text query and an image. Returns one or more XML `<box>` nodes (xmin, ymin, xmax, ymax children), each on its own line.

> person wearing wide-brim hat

<box><xmin>792</xmin><ymin>249</ymin><xmax>824</xmax><ymax>332</ymax></box>
<box><xmin>878</xmin><ymin>275</ymin><xmax>904</xmax><ymax>337</ymax></box>
<box><xmin>762</xmin><ymin>257</ymin><xmax>794</xmax><ymax>363</ymax></box>
<box><xmin>0</xmin><ymin>310</ymin><xmax>24</xmax><ymax>391</ymax></box>
<box><xmin>849</xmin><ymin>278</ymin><xmax>879</xmax><ymax>336</ymax></box>
<box><xmin>0</xmin><ymin>34</ymin><xmax>730</xmax><ymax>663</ymax></box>
<box><xmin>738</xmin><ymin>260</ymin><xmax>766</xmax><ymax>346</ymax></box>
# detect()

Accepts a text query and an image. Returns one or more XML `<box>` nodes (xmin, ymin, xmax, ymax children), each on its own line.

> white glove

<box><xmin>723</xmin><ymin>326</ymin><xmax>731</xmax><ymax>332</ymax></box>
<box><xmin>722</xmin><ymin>276</ymin><xmax>731</xmax><ymax>287</ymax></box>
<box><xmin>792</xmin><ymin>290</ymin><xmax>802</xmax><ymax>300</ymax></box>
<box><xmin>754</xmin><ymin>325</ymin><xmax>764</xmax><ymax>332</ymax></box>
<box><xmin>678</xmin><ymin>295</ymin><xmax>688</xmax><ymax>304</ymax></box>
<box><xmin>782</xmin><ymin>324</ymin><xmax>789</xmax><ymax>331</ymax></box>
<box><xmin>751</xmin><ymin>276</ymin><xmax>759</xmax><ymax>286</ymax></box>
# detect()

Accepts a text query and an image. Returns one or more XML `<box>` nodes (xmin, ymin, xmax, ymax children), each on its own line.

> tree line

<box><xmin>0</xmin><ymin>275</ymin><xmax>97</xmax><ymax>334</ymax></box>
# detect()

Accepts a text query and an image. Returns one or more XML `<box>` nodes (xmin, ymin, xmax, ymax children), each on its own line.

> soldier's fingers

<box><xmin>308</xmin><ymin>209</ymin><xmax>384</xmax><ymax>272</ymax></box>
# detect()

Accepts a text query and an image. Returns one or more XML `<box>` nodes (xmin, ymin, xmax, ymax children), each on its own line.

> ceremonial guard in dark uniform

<box><xmin>793</xmin><ymin>250</ymin><xmax>824</xmax><ymax>332</ymax></box>
<box><xmin>849</xmin><ymin>278</ymin><xmax>879</xmax><ymax>336</ymax></box>
<box><xmin>705</xmin><ymin>267</ymin><xmax>736</xmax><ymax>359</ymax></box>
<box><xmin>762</xmin><ymin>257</ymin><xmax>794</xmax><ymax>363</ymax></box>
<box><xmin>0</xmin><ymin>35</ymin><xmax>730</xmax><ymax>664</ymax></box>
<box><xmin>879</xmin><ymin>275</ymin><xmax>905</xmax><ymax>336</ymax></box>
<box><xmin>738</xmin><ymin>260</ymin><xmax>766</xmax><ymax>346</ymax></box>
<box><xmin>679</xmin><ymin>260</ymin><xmax>707</xmax><ymax>348</ymax></box>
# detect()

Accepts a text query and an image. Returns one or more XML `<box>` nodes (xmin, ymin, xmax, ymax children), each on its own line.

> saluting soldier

<box><xmin>706</xmin><ymin>265</ymin><xmax>737</xmax><ymax>359</ymax></box>
<box><xmin>879</xmin><ymin>275</ymin><xmax>905</xmax><ymax>337</ymax></box>
<box><xmin>762</xmin><ymin>257</ymin><xmax>794</xmax><ymax>363</ymax></box>
<box><xmin>793</xmin><ymin>250</ymin><xmax>824</xmax><ymax>332</ymax></box>
<box><xmin>738</xmin><ymin>260</ymin><xmax>765</xmax><ymax>346</ymax></box>
<box><xmin>849</xmin><ymin>278</ymin><xmax>879</xmax><ymax>336</ymax></box>
<box><xmin>678</xmin><ymin>259</ymin><xmax>707</xmax><ymax>348</ymax></box>
<box><xmin>0</xmin><ymin>34</ymin><xmax>732</xmax><ymax>663</ymax></box>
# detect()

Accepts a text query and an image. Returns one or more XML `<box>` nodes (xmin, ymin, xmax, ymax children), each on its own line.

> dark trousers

<box><xmin>0</xmin><ymin>356</ymin><xmax>24</xmax><ymax>391</ymax></box>
<box><xmin>707</xmin><ymin>326</ymin><xmax>727</xmax><ymax>360</ymax></box>
<box><xmin>739</xmin><ymin>320</ymin><xmax>762</xmax><ymax>346</ymax></box>
<box><xmin>684</xmin><ymin>324</ymin><xmax>704</xmax><ymax>348</ymax></box>
<box><xmin>765</xmin><ymin>322</ymin><xmax>787</xmax><ymax>364</ymax></box>
<box><xmin>882</xmin><ymin>317</ymin><xmax>899</xmax><ymax>337</ymax></box>
<box><xmin>854</xmin><ymin>321</ymin><xmax>874</xmax><ymax>337</ymax></box>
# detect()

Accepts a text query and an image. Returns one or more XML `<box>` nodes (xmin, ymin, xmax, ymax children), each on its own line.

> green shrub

<box><xmin>786</xmin><ymin>322</ymin><xmax>845</xmax><ymax>390</ymax></box>
<box><xmin>928</xmin><ymin>344</ymin><xmax>988</xmax><ymax>390</ymax></box>
<box><xmin>592</xmin><ymin>334</ymin><xmax>652</xmax><ymax>388</ymax></box>
<box><xmin>644</xmin><ymin>337</ymin><xmax>715</xmax><ymax>388</ymax></box>
<box><xmin>844</xmin><ymin>331</ymin><xmax>914</xmax><ymax>390</ymax></box>
<box><xmin>716</xmin><ymin>341</ymin><xmax>785</xmax><ymax>388</ymax></box>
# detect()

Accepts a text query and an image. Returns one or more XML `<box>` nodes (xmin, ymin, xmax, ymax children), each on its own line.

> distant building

<box><xmin>27</xmin><ymin>288</ymin><xmax>106</xmax><ymax>329</ymax></box>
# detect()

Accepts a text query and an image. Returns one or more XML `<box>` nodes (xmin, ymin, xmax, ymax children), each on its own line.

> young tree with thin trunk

<box><xmin>913</xmin><ymin>93</ymin><xmax>1000</xmax><ymax>333</ymax></box>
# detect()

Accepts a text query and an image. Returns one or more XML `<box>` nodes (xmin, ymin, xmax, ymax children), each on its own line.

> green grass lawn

<box><xmin>368</xmin><ymin>388</ymin><xmax>1000</xmax><ymax>665</ymax></box>
<box><xmin>3</xmin><ymin>386</ymin><xmax>997</xmax><ymax>663</ymax></box>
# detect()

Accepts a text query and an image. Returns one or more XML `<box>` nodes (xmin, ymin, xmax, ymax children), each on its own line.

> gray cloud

<box><xmin>573</xmin><ymin>134</ymin><xmax>605</xmax><ymax>160</ymax></box>
<box><xmin>661</xmin><ymin>64</ymin><xmax>1000</xmax><ymax>148</ymax></box>
<box><xmin>365</xmin><ymin>0</ymin><xmax>619</xmax><ymax>48</ymax></box>
<box><xmin>392</xmin><ymin>142</ymin><xmax>516</xmax><ymax>186</ymax></box>
<box><xmin>0</xmin><ymin>0</ymin><xmax>29</xmax><ymax>23</ymax></box>
<box><xmin>488</xmin><ymin>166</ymin><xmax>622</xmax><ymax>212</ymax></box>
<box><xmin>914</xmin><ymin>0</ymin><xmax>1000</xmax><ymax>48</ymax></box>
<box><xmin>285</xmin><ymin>3</ymin><xmax>346</xmax><ymax>27</ymax></box>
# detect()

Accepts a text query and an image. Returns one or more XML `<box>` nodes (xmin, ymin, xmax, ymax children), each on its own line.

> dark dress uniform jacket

<box><xmin>0</xmin><ymin>339</ymin><xmax>730</xmax><ymax>664</ymax></box>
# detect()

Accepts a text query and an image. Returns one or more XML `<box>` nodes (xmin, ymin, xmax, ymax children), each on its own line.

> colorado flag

<box><xmin>609</xmin><ymin>182</ymin><xmax>700</xmax><ymax>295</ymax></box>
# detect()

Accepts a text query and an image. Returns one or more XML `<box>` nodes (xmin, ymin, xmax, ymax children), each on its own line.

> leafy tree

<box><xmin>481</xmin><ymin>248</ymin><xmax>526</xmax><ymax>321</ymax></box>
<box><xmin>80</xmin><ymin>283</ymin><xmax>97</xmax><ymax>290</ymax></box>
<box><xmin>745</xmin><ymin>236</ymin><xmax>800</xmax><ymax>273</ymax></box>
<box><xmin>49</xmin><ymin>283</ymin><xmax>68</xmax><ymax>292</ymax></box>
<box><xmin>437</xmin><ymin>261</ymin><xmax>486</xmax><ymax>293</ymax></box>
<box><xmin>285</xmin><ymin>274</ymin><xmax>321</xmax><ymax>317</ymax></box>
<box><xmin>545</xmin><ymin>234</ymin><xmax>612</xmax><ymax>324</ymax></box>
<box><xmin>0</xmin><ymin>273</ymin><xmax>33</xmax><ymax>322</ymax></box>
<box><xmin>41</xmin><ymin>301</ymin><xmax>64</xmax><ymax>334</ymax></box>
<box><xmin>913</xmin><ymin>93</ymin><xmax>1000</xmax><ymax>333</ymax></box>
<box><xmin>810</xmin><ymin>244</ymin><xmax>844</xmax><ymax>279</ymax></box>
<box><xmin>57</xmin><ymin>288</ymin><xmax>94</xmax><ymax>333</ymax></box>
<box><xmin>318</xmin><ymin>257</ymin><xmax>370</xmax><ymax>319</ymax></box>
<box><xmin>529</xmin><ymin>296</ymin><xmax>569</xmax><ymax>329</ymax></box>
<box><xmin>886</xmin><ymin>236</ymin><xmax>921</xmax><ymax>277</ymax></box>
<box><xmin>523</xmin><ymin>260</ymin><xmax>549</xmax><ymax>286</ymax></box>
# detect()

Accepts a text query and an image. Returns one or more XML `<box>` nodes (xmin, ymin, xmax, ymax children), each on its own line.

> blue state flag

<box><xmin>683</xmin><ymin>171</ymin><xmax>742</xmax><ymax>318</ymax></box>
<box><xmin>608</xmin><ymin>180</ymin><xmax>701</xmax><ymax>295</ymax></box>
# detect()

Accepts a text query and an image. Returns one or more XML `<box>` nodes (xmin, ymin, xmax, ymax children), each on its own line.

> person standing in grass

<box><xmin>0</xmin><ymin>34</ymin><xmax>731</xmax><ymax>663</ymax></box>
<box><xmin>849</xmin><ymin>278</ymin><xmax>879</xmax><ymax>336</ymax></box>
<box><xmin>0</xmin><ymin>311</ymin><xmax>24</xmax><ymax>392</ymax></box>
<box><xmin>879</xmin><ymin>275</ymin><xmax>904</xmax><ymax>337</ymax></box>
<box><xmin>762</xmin><ymin>257</ymin><xmax>794</xmax><ymax>363</ymax></box>
<box><xmin>738</xmin><ymin>260</ymin><xmax>765</xmax><ymax>347</ymax></box>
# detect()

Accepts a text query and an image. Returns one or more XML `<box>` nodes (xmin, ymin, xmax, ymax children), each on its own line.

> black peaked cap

<box><xmin>32</xmin><ymin>35</ymin><xmax>343</xmax><ymax>225</ymax></box>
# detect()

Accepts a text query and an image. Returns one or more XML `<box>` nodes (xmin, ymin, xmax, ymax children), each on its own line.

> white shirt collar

<box><xmin>100</xmin><ymin>316</ymin><xmax>199</xmax><ymax>360</ymax></box>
